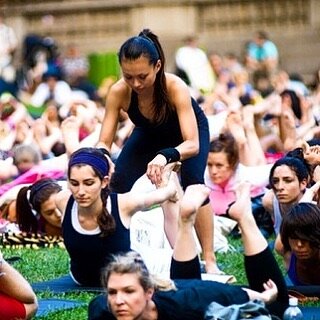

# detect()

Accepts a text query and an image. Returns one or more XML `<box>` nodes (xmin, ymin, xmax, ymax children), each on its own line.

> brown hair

<box><xmin>118</xmin><ymin>29</ymin><xmax>173</xmax><ymax>124</ymax></box>
<box><xmin>209</xmin><ymin>133</ymin><xmax>239</xmax><ymax>170</ymax></box>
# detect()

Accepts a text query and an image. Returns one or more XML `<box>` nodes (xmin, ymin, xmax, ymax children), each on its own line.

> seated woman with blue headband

<box><xmin>54</xmin><ymin>147</ymin><xmax>178</xmax><ymax>287</ymax></box>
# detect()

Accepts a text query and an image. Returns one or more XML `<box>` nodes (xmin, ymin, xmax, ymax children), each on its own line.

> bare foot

<box><xmin>157</xmin><ymin>162</ymin><xmax>181</xmax><ymax>188</ymax></box>
<box><xmin>303</xmin><ymin>143</ymin><xmax>320</xmax><ymax>166</ymax></box>
<box><xmin>313</xmin><ymin>165</ymin><xmax>320</xmax><ymax>182</ymax></box>
<box><xmin>242</xmin><ymin>106</ymin><xmax>255</xmax><ymax>131</ymax></box>
<box><xmin>226</xmin><ymin>111</ymin><xmax>247</xmax><ymax>146</ymax></box>
<box><xmin>280</xmin><ymin>110</ymin><xmax>297</xmax><ymax>152</ymax></box>
<box><xmin>179</xmin><ymin>184</ymin><xmax>210</xmax><ymax>223</ymax></box>
<box><xmin>61</xmin><ymin>115</ymin><xmax>81</xmax><ymax>134</ymax></box>
<box><xmin>228</xmin><ymin>181</ymin><xmax>252</xmax><ymax>224</ymax></box>
<box><xmin>157</xmin><ymin>162</ymin><xmax>181</xmax><ymax>202</ymax></box>
<box><xmin>300</xmin><ymin>180</ymin><xmax>320</xmax><ymax>202</ymax></box>
<box><xmin>205</xmin><ymin>260</ymin><xmax>225</xmax><ymax>275</ymax></box>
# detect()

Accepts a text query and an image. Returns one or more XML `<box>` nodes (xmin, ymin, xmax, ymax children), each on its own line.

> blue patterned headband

<box><xmin>69</xmin><ymin>150</ymin><xmax>109</xmax><ymax>177</ymax></box>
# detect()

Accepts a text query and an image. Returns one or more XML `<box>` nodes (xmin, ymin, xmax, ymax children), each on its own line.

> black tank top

<box><xmin>62</xmin><ymin>193</ymin><xmax>130</xmax><ymax>286</ymax></box>
<box><xmin>127</xmin><ymin>92</ymin><xmax>206</xmax><ymax>138</ymax></box>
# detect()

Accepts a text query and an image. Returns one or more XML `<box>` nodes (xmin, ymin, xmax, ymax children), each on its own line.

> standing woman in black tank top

<box><xmin>97</xmin><ymin>29</ymin><xmax>221</xmax><ymax>274</ymax></box>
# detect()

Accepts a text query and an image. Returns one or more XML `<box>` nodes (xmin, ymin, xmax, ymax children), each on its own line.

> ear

<box><xmin>146</xmin><ymin>287</ymin><xmax>154</xmax><ymax>300</ymax></box>
<box><xmin>102</xmin><ymin>175</ymin><xmax>109</xmax><ymax>189</ymax></box>
<box><xmin>300</xmin><ymin>179</ymin><xmax>308</xmax><ymax>191</ymax></box>
<box><xmin>155</xmin><ymin>59</ymin><xmax>161</xmax><ymax>72</ymax></box>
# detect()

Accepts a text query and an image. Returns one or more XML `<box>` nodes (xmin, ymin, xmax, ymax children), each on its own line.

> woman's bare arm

<box><xmin>97</xmin><ymin>80</ymin><xmax>130</xmax><ymax>151</ymax></box>
<box><xmin>0</xmin><ymin>252</ymin><xmax>37</xmax><ymax>305</ymax></box>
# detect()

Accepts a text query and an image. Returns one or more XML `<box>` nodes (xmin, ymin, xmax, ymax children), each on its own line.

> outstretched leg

<box><xmin>194</xmin><ymin>203</ymin><xmax>222</xmax><ymax>274</ymax></box>
<box><xmin>170</xmin><ymin>184</ymin><xmax>210</xmax><ymax>280</ymax></box>
<box><xmin>228</xmin><ymin>182</ymin><xmax>288</xmax><ymax>317</ymax></box>
<box><xmin>157</xmin><ymin>162</ymin><xmax>183</xmax><ymax>248</ymax></box>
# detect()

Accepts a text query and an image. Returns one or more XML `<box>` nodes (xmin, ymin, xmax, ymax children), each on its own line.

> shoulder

<box><xmin>55</xmin><ymin>189</ymin><xmax>72</xmax><ymax>216</ymax></box>
<box><xmin>107</xmin><ymin>79</ymin><xmax>131</xmax><ymax>110</ymax></box>
<box><xmin>165</xmin><ymin>72</ymin><xmax>189</xmax><ymax>89</ymax></box>
<box><xmin>110</xmin><ymin>78</ymin><xmax>130</xmax><ymax>94</ymax></box>
<box><xmin>264</xmin><ymin>41</ymin><xmax>278</xmax><ymax>53</ymax></box>
<box><xmin>165</xmin><ymin>73</ymin><xmax>191</xmax><ymax>103</ymax></box>
<box><xmin>262</xmin><ymin>189</ymin><xmax>274</xmax><ymax>212</ymax></box>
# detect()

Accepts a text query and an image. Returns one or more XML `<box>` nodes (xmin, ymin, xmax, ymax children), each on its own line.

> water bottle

<box><xmin>283</xmin><ymin>297</ymin><xmax>304</xmax><ymax>320</ymax></box>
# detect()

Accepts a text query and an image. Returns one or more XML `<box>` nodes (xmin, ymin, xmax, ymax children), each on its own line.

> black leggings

<box><xmin>170</xmin><ymin>256</ymin><xmax>201</xmax><ymax>280</ymax></box>
<box><xmin>245</xmin><ymin>247</ymin><xmax>289</xmax><ymax>317</ymax></box>
<box><xmin>170</xmin><ymin>247</ymin><xmax>288</xmax><ymax>318</ymax></box>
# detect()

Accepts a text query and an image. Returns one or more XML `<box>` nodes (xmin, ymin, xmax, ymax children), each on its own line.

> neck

<box><xmin>78</xmin><ymin>198</ymin><xmax>104</xmax><ymax>217</ymax></box>
<box><xmin>279</xmin><ymin>201</ymin><xmax>298</xmax><ymax>216</ymax></box>
<box><xmin>44</xmin><ymin>224</ymin><xmax>62</xmax><ymax>236</ymax></box>
<box><xmin>218</xmin><ymin>179</ymin><xmax>229</xmax><ymax>190</ymax></box>
<box><xmin>140</xmin><ymin>300</ymin><xmax>158</xmax><ymax>320</ymax></box>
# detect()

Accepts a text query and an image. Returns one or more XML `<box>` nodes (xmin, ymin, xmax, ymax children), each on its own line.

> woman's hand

<box><xmin>243</xmin><ymin>279</ymin><xmax>278</xmax><ymax>304</ymax></box>
<box><xmin>146</xmin><ymin>154</ymin><xmax>167</xmax><ymax>186</ymax></box>
<box><xmin>303</xmin><ymin>143</ymin><xmax>320</xmax><ymax>166</ymax></box>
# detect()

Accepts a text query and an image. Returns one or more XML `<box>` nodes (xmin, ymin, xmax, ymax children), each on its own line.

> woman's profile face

<box><xmin>121</xmin><ymin>56</ymin><xmax>160</xmax><ymax>95</ymax></box>
<box><xmin>107</xmin><ymin>272</ymin><xmax>153</xmax><ymax>320</ymax></box>
<box><xmin>207</xmin><ymin>151</ymin><xmax>234</xmax><ymax>186</ymax></box>
<box><xmin>40</xmin><ymin>193</ymin><xmax>61</xmax><ymax>228</ymax></box>
<box><xmin>271</xmin><ymin>165</ymin><xmax>306</xmax><ymax>204</ymax></box>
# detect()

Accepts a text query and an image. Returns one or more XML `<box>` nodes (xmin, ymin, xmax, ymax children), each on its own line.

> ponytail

<box><xmin>16</xmin><ymin>186</ymin><xmax>39</xmax><ymax>233</ymax></box>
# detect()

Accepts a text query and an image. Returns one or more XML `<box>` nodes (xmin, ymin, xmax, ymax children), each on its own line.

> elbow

<box><xmin>25</xmin><ymin>296</ymin><xmax>38</xmax><ymax>319</ymax></box>
<box><xmin>191</xmin><ymin>141</ymin><xmax>200</xmax><ymax>155</ymax></box>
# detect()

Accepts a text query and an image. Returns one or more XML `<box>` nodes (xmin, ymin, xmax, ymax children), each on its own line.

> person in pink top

<box><xmin>204</xmin><ymin>133</ymin><xmax>274</xmax><ymax>237</ymax></box>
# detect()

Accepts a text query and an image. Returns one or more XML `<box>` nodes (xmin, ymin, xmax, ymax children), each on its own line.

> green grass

<box><xmin>1</xmin><ymin>237</ymin><xmax>318</xmax><ymax>319</ymax></box>
<box><xmin>2</xmin><ymin>247</ymin><xmax>93</xmax><ymax>319</ymax></box>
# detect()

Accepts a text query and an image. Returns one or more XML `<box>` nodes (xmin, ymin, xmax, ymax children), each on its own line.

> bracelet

<box><xmin>98</xmin><ymin>148</ymin><xmax>111</xmax><ymax>158</ymax></box>
<box><xmin>156</xmin><ymin>148</ymin><xmax>180</xmax><ymax>164</ymax></box>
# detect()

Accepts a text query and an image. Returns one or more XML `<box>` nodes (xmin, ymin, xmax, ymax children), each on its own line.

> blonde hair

<box><xmin>102</xmin><ymin>251</ymin><xmax>176</xmax><ymax>292</ymax></box>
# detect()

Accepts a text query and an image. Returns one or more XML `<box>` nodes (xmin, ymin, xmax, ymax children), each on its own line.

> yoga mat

<box><xmin>300</xmin><ymin>307</ymin><xmax>320</xmax><ymax>320</ymax></box>
<box><xmin>37</xmin><ymin>298</ymin><xmax>86</xmax><ymax>317</ymax></box>
<box><xmin>32</xmin><ymin>275</ymin><xmax>104</xmax><ymax>293</ymax></box>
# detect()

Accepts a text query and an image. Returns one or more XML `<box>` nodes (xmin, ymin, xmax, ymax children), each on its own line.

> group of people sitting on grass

<box><xmin>1</xmin><ymin>28</ymin><xmax>320</xmax><ymax>320</ymax></box>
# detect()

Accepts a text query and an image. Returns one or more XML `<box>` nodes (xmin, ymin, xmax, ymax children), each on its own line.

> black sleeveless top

<box><xmin>62</xmin><ymin>193</ymin><xmax>130</xmax><ymax>286</ymax></box>
<box><xmin>127</xmin><ymin>92</ymin><xmax>206</xmax><ymax>138</ymax></box>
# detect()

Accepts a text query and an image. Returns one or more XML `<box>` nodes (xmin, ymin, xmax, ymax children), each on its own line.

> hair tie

<box><xmin>26</xmin><ymin>188</ymin><xmax>39</xmax><ymax>217</ymax></box>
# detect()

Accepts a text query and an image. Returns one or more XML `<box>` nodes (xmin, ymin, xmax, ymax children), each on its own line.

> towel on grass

<box><xmin>37</xmin><ymin>298</ymin><xmax>86</xmax><ymax>317</ymax></box>
<box><xmin>32</xmin><ymin>274</ymin><xmax>103</xmax><ymax>293</ymax></box>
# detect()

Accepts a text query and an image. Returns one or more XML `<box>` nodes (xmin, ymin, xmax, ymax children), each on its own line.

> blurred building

<box><xmin>2</xmin><ymin>0</ymin><xmax>320</xmax><ymax>84</ymax></box>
